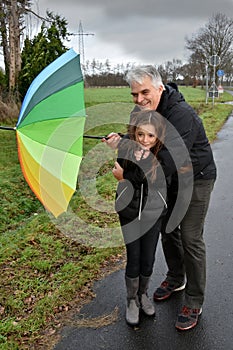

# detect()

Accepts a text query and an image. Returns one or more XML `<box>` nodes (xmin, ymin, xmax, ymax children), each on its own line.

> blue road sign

<box><xmin>217</xmin><ymin>69</ymin><xmax>224</xmax><ymax>77</ymax></box>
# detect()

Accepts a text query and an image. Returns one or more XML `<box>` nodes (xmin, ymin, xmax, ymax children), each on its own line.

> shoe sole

<box><xmin>174</xmin><ymin>283</ymin><xmax>186</xmax><ymax>292</ymax></box>
<box><xmin>126</xmin><ymin>321</ymin><xmax>140</xmax><ymax>327</ymax></box>
<box><xmin>154</xmin><ymin>283</ymin><xmax>186</xmax><ymax>301</ymax></box>
<box><xmin>176</xmin><ymin>322</ymin><xmax>198</xmax><ymax>331</ymax></box>
<box><xmin>141</xmin><ymin>308</ymin><xmax>156</xmax><ymax>317</ymax></box>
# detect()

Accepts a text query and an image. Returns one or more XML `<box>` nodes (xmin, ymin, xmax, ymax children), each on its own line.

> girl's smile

<box><xmin>135</xmin><ymin>124</ymin><xmax>157</xmax><ymax>150</ymax></box>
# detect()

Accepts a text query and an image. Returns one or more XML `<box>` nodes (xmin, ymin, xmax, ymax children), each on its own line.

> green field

<box><xmin>0</xmin><ymin>87</ymin><xmax>233</xmax><ymax>349</ymax></box>
<box><xmin>84</xmin><ymin>85</ymin><xmax>231</xmax><ymax>106</ymax></box>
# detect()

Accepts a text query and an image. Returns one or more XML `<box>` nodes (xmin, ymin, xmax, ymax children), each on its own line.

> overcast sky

<box><xmin>0</xmin><ymin>0</ymin><xmax>229</xmax><ymax>70</ymax></box>
<box><xmin>33</xmin><ymin>0</ymin><xmax>233</xmax><ymax>66</ymax></box>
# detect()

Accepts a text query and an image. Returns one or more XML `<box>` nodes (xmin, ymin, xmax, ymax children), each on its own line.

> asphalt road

<box><xmin>53</xmin><ymin>109</ymin><xmax>233</xmax><ymax>350</ymax></box>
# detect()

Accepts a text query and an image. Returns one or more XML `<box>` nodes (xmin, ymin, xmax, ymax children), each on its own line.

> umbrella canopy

<box><xmin>16</xmin><ymin>49</ymin><xmax>86</xmax><ymax>218</ymax></box>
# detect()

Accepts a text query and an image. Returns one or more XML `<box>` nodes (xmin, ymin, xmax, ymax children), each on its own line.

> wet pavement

<box><xmin>53</xmin><ymin>111</ymin><xmax>233</xmax><ymax>350</ymax></box>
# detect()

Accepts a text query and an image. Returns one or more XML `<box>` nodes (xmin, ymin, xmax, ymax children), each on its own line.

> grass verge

<box><xmin>0</xmin><ymin>87</ymin><xmax>233</xmax><ymax>349</ymax></box>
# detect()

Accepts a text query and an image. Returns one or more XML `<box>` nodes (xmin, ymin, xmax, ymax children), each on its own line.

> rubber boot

<box><xmin>125</xmin><ymin>276</ymin><xmax>140</xmax><ymax>326</ymax></box>
<box><xmin>138</xmin><ymin>275</ymin><xmax>155</xmax><ymax>316</ymax></box>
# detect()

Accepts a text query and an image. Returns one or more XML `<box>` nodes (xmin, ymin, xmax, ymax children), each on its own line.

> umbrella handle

<box><xmin>83</xmin><ymin>132</ymin><xmax>124</xmax><ymax>140</ymax></box>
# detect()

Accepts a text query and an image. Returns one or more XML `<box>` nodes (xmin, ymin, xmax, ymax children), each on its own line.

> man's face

<box><xmin>130</xmin><ymin>76</ymin><xmax>164</xmax><ymax>110</ymax></box>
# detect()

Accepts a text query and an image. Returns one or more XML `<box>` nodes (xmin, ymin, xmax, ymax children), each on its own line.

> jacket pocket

<box><xmin>115</xmin><ymin>181</ymin><xmax>139</xmax><ymax>220</ymax></box>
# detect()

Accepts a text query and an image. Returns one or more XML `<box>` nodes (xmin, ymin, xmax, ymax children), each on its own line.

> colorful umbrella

<box><xmin>14</xmin><ymin>49</ymin><xmax>86</xmax><ymax>218</ymax></box>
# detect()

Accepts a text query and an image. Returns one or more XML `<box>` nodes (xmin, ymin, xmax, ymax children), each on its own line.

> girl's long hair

<box><xmin>126</xmin><ymin>110</ymin><xmax>166</xmax><ymax>182</ymax></box>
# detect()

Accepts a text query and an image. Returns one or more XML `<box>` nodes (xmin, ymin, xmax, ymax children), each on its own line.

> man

<box><xmin>106</xmin><ymin>65</ymin><xmax>216</xmax><ymax>331</ymax></box>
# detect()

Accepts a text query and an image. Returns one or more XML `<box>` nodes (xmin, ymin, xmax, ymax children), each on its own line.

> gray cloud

<box><xmin>103</xmin><ymin>0</ymin><xmax>232</xmax><ymax>20</ymax></box>
<box><xmin>36</xmin><ymin>0</ymin><xmax>233</xmax><ymax>64</ymax></box>
<box><xmin>43</xmin><ymin>0</ymin><xmax>233</xmax><ymax>19</ymax></box>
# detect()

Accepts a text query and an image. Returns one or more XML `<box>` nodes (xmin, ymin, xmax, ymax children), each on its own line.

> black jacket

<box><xmin>156</xmin><ymin>84</ymin><xmax>217</xmax><ymax>181</ymax></box>
<box><xmin>115</xmin><ymin>140</ymin><xmax>167</xmax><ymax>223</ymax></box>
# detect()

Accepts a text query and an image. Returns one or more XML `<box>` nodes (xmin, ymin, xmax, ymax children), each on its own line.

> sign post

<box><xmin>217</xmin><ymin>69</ymin><xmax>224</xmax><ymax>94</ymax></box>
<box><xmin>209</xmin><ymin>55</ymin><xmax>221</xmax><ymax>106</ymax></box>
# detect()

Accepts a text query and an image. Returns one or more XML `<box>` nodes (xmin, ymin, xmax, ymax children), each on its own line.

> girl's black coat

<box><xmin>115</xmin><ymin>140</ymin><xmax>167</xmax><ymax>223</ymax></box>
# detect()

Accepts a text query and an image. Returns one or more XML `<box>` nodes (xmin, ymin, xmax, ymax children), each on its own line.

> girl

<box><xmin>113</xmin><ymin>110</ymin><xmax>167</xmax><ymax>326</ymax></box>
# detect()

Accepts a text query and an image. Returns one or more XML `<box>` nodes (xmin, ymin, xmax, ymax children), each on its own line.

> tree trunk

<box><xmin>0</xmin><ymin>1</ymin><xmax>10</xmax><ymax>78</ymax></box>
<box><xmin>0</xmin><ymin>0</ymin><xmax>24</xmax><ymax>94</ymax></box>
<box><xmin>8</xmin><ymin>0</ymin><xmax>19</xmax><ymax>92</ymax></box>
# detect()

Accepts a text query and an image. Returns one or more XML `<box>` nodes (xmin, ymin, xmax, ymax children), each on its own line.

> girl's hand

<box><xmin>134</xmin><ymin>149</ymin><xmax>150</xmax><ymax>161</ymax></box>
<box><xmin>102</xmin><ymin>132</ymin><xmax>121</xmax><ymax>150</ymax></box>
<box><xmin>112</xmin><ymin>161</ymin><xmax>124</xmax><ymax>181</ymax></box>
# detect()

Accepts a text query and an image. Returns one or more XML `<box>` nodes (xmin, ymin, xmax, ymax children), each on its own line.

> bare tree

<box><xmin>224</xmin><ymin>60</ymin><xmax>233</xmax><ymax>86</ymax></box>
<box><xmin>0</xmin><ymin>0</ymin><xmax>46</xmax><ymax>94</ymax></box>
<box><xmin>0</xmin><ymin>1</ymin><xmax>29</xmax><ymax>92</ymax></box>
<box><xmin>185</xmin><ymin>13</ymin><xmax>233</xmax><ymax>69</ymax></box>
<box><xmin>157</xmin><ymin>59</ymin><xmax>183</xmax><ymax>83</ymax></box>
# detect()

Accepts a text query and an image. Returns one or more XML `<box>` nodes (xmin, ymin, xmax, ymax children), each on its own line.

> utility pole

<box><xmin>75</xmin><ymin>21</ymin><xmax>94</xmax><ymax>69</ymax></box>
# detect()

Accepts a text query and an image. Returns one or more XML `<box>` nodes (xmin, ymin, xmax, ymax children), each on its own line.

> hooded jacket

<box><xmin>156</xmin><ymin>84</ymin><xmax>217</xmax><ymax>181</ymax></box>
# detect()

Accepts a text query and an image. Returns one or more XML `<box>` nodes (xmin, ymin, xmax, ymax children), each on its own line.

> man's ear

<box><xmin>158</xmin><ymin>84</ymin><xmax>164</xmax><ymax>94</ymax></box>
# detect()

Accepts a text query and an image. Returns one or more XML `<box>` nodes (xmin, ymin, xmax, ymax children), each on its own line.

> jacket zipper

<box><xmin>138</xmin><ymin>187</ymin><xmax>167</xmax><ymax>220</ymax></box>
<box><xmin>138</xmin><ymin>183</ymin><xmax>143</xmax><ymax>220</ymax></box>
<box><xmin>157</xmin><ymin>190</ymin><xmax>168</xmax><ymax>209</ymax></box>
<box><xmin>115</xmin><ymin>186</ymin><xmax>128</xmax><ymax>203</ymax></box>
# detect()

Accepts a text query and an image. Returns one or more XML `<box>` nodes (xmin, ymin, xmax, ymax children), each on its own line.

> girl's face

<box><xmin>135</xmin><ymin>124</ymin><xmax>157</xmax><ymax>150</ymax></box>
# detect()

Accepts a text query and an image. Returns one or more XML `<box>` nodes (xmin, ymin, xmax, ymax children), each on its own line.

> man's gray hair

<box><xmin>125</xmin><ymin>65</ymin><xmax>164</xmax><ymax>89</ymax></box>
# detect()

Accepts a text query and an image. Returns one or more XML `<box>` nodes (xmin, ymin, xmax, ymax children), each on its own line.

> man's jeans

<box><xmin>161</xmin><ymin>178</ymin><xmax>215</xmax><ymax>308</ymax></box>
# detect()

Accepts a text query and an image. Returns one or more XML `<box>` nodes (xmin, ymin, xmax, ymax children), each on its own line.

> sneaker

<box><xmin>153</xmin><ymin>280</ymin><xmax>185</xmax><ymax>301</ymax></box>
<box><xmin>175</xmin><ymin>305</ymin><xmax>202</xmax><ymax>331</ymax></box>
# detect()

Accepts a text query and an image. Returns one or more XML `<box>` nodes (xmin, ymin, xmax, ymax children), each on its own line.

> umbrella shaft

<box><xmin>83</xmin><ymin>132</ymin><xmax>124</xmax><ymax>140</ymax></box>
<box><xmin>83</xmin><ymin>135</ymin><xmax>104</xmax><ymax>139</ymax></box>
<box><xmin>0</xmin><ymin>126</ymin><xmax>16</xmax><ymax>131</ymax></box>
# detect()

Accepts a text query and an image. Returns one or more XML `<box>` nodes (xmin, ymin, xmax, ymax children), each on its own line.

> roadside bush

<box><xmin>0</xmin><ymin>99</ymin><xmax>19</xmax><ymax>125</ymax></box>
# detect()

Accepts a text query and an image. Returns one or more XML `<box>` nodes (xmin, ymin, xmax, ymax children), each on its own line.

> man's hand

<box><xmin>112</xmin><ymin>161</ymin><xmax>124</xmax><ymax>181</ymax></box>
<box><xmin>178</xmin><ymin>164</ymin><xmax>193</xmax><ymax>174</ymax></box>
<box><xmin>102</xmin><ymin>132</ymin><xmax>121</xmax><ymax>150</ymax></box>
